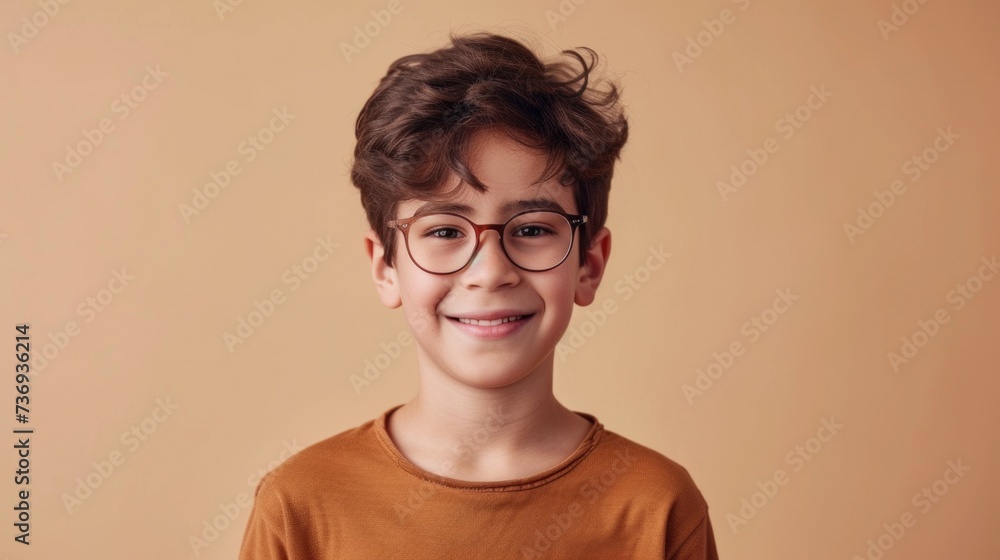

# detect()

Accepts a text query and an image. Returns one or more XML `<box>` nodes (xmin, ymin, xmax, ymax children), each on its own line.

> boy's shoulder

<box><xmin>591</xmin><ymin>426</ymin><xmax>710</xmax><ymax>513</ymax></box>
<box><xmin>251</xmin><ymin>414</ymin><xmax>383</xmax><ymax>498</ymax></box>
<box><xmin>238</xmin><ymin>417</ymin><xmax>386</xmax><ymax>553</ymax></box>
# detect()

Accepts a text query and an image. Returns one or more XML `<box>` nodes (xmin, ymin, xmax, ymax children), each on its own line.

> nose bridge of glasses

<box><xmin>474</xmin><ymin>223</ymin><xmax>505</xmax><ymax>241</ymax></box>
<box><xmin>471</xmin><ymin>223</ymin><xmax>508</xmax><ymax>260</ymax></box>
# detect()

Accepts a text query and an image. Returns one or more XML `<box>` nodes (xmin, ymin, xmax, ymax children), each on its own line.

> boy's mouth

<box><xmin>444</xmin><ymin>311</ymin><xmax>536</xmax><ymax>326</ymax></box>
<box><xmin>444</xmin><ymin>312</ymin><xmax>536</xmax><ymax>339</ymax></box>
<box><xmin>452</xmin><ymin>315</ymin><xmax>528</xmax><ymax>326</ymax></box>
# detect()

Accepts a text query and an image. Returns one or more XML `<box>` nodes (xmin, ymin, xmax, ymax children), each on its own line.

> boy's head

<box><xmin>350</xmin><ymin>31</ymin><xmax>628</xmax><ymax>270</ymax></box>
<box><xmin>350</xmin><ymin>31</ymin><xmax>628</xmax><ymax>386</ymax></box>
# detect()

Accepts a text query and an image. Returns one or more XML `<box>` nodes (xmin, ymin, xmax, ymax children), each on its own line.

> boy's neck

<box><xmin>385</xmin><ymin>357</ymin><xmax>594</xmax><ymax>482</ymax></box>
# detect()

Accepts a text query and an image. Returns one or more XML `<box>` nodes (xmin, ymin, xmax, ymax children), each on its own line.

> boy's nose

<box><xmin>461</xmin><ymin>230</ymin><xmax>520</xmax><ymax>288</ymax></box>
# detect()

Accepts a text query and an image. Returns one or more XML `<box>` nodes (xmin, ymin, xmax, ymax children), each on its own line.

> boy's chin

<box><xmin>444</xmin><ymin>366</ymin><xmax>539</xmax><ymax>390</ymax></box>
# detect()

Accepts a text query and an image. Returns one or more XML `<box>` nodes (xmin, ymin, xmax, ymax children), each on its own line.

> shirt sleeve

<box><xmin>666</xmin><ymin>511</ymin><xmax>720</xmax><ymax>560</ymax></box>
<box><xmin>238</xmin><ymin>474</ymin><xmax>290</xmax><ymax>560</ymax></box>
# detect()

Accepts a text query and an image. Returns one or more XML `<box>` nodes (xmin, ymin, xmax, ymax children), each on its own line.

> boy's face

<box><xmin>365</xmin><ymin>129</ymin><xmax>611</xmax><ymax>389</ymax></box>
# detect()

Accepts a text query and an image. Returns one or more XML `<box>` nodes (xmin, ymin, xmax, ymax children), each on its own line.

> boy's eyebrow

<box><xmin>411</xmin><ymin>198</ymin><xmax>567</xmax><ymax>218</ymax></box>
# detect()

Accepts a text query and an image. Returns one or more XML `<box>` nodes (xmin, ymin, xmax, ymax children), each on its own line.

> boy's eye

<box><xmin>425</xmin><ymin>227</ymin><xmax>464</xmax><ymax>239</ymax></box>
<box><xmin>511</xmin><ymin>225</ymin><xmax>553</xmax><ymax>237</ymax></box>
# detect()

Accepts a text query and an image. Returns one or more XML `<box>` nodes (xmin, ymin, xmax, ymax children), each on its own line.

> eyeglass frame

<box><xmin>387</xmin><ymin>210</ymin><xmax>588</xmax><ymax>275</ymax></box>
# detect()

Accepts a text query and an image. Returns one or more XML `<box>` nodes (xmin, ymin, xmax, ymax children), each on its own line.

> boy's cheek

<box><xmin>409</xmin><ymin>313</ymin><xmax>431</xmax><ymax>335</ymax></box>
<box><xmin>404</xmin><ymin>307</ymin><xmax>439</xmax><ymax>338</ymax></box>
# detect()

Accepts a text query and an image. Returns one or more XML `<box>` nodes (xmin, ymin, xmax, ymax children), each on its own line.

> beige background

<box><xmin>2</xmin><ymin>0</ymin><xmax>998</xmax><ymax>558</ymax></box>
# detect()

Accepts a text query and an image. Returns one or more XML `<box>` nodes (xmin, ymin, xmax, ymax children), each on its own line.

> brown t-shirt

<box><xmin>239</xmin><ymin>405</ymin><xmax>719</xmax><ymax>559</ymax></box>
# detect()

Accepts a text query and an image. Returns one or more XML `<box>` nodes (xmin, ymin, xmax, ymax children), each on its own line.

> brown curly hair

<box><xmin>350</xmin><ymin>30</ymin><xmax>629</xmax><ymax>267</ymax></box>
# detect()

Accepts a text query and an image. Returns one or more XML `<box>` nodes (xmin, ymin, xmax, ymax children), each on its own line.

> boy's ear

<box><xmin>574</xmin><ymin>226</ymin><xmax>611</xmax><ymax>306</ymax></box>
<box><xmin>364</xmin><ymin>229</ymin><xmax>402</xmax><ymax>309</ymax></box>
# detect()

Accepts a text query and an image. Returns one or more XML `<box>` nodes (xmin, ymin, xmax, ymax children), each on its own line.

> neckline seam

<box><xmin>373</xmin><ymin>405</ymin><xmax>605</xmax><ymax>492</ymax></box>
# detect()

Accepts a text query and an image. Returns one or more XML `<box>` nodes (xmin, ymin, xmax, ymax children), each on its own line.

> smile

<box><xmin>456</xmin><ymin>316</ymin><xmax>524</xmax><ymax>326</ymax></box>
<box><xmin>445</xmin><ymin>313</ymin><xmax>535</xmax><ymax>340</ymax></box>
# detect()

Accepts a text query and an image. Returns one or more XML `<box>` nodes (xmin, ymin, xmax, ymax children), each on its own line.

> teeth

<box><xmin>457</xmin><ymin>315</ymin><xmax>523</xmax><ymax>326</ymax></box>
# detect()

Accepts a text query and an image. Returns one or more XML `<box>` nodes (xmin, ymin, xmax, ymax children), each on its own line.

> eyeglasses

<box><xmin>388</xmin><ymin>210</ymin><xmax>588</xmax><ymax>275</ymax></box>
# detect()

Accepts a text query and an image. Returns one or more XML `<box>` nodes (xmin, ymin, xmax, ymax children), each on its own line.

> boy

<box><xmin>239</xmin><ymin>31</ymin><xmax>718</xmax><ymax>559</ymax></box>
